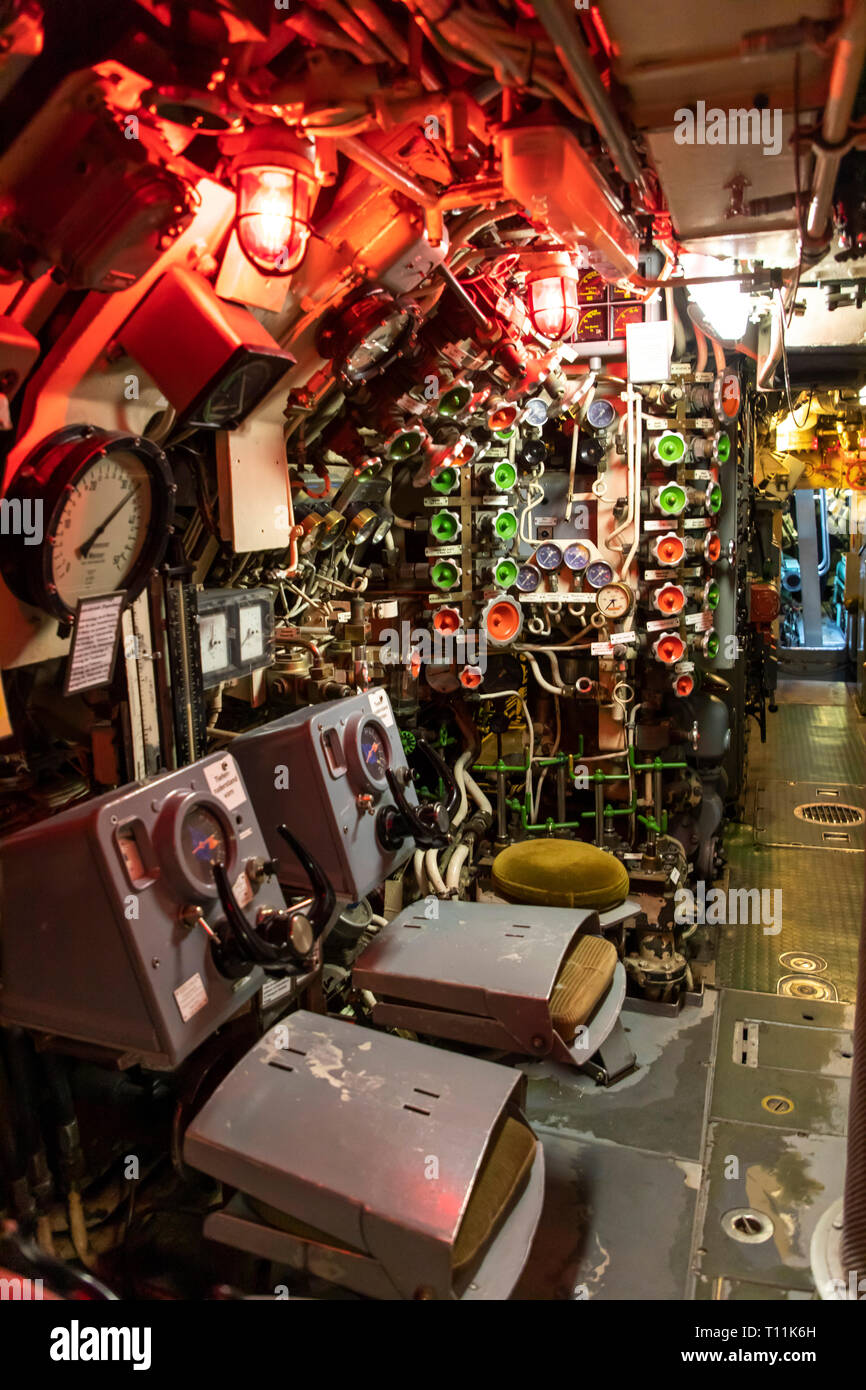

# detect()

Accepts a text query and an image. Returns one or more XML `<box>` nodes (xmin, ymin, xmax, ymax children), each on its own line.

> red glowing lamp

<box><xmin>525</xmin><ymin>252</ymin><xmax>581</xmax><ymax>341</ymax></box>
<box><xmin>223</xmin><ymin>128</ymin><xmax>321</xmax><ymax>277</ymax></box>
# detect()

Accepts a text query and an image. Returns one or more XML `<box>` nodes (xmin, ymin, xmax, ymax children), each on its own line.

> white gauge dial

<box><xmin>51</xmin><ymin>449</ymin><xmax>153</xmax><ymax>609</ymax></box>
<box><xmin>239</xmin><ymin>605</ymin><xmax>264</xmax><ymax>661</ymax></box>
<box><xmin>595</xmin><ymin>582</ymin><xmax>633</xmax><ymax>619</ymax></box>
<box><xmin>199</xmin><ymin>611</ymin><xmax>229</xmax><ymax>675</ymax></box>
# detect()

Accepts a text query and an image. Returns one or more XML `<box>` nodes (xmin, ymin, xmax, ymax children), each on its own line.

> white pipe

<box><xmin>425</xmin><ymin>847</ymin><xmax>448</xmax><ymax>896</ymax></box>
<box><xmin>414</xmin><ymin>848</ymin><xmax>429</xmax><ymax>897</ymax></box>
<box><xmin>463</xmin><ymin>771</ymin><xmax>493</xmax><ymax>817</ymax></box>
<box><xmin>445</xmin><ymin>843</ymin><xmax>470</xmax><ymax>892</ymax></box>
<box><xmin>452</xmin><ymin>750</ymin><xmax>472</xmax><ymax>827</ymax></box>
<box><xmin>620</xmin><ymin>390</ymin><xmax>642</xmax><ymax>578</ymax></box>
<box><xmin>525</xmin><ymin>651</ymin><xmax>569</xmax><ymax>696</ymax></box>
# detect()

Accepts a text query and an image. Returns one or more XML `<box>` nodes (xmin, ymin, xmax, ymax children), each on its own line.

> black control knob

<box><xmin>256</xmin><ymin>907</ymin><xmax>315</xmax><ymax>966</ymax></box>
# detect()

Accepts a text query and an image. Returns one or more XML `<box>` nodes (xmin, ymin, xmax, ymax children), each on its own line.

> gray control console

<box><xmin>233</xmin><ymin>689</ymin><xmax>419</xmax><ymax>901</ymax></box>
<box><xmin>0</xmin><ymin>753</ymin><xmax>288</xmax><ymax>1068</ymax></box>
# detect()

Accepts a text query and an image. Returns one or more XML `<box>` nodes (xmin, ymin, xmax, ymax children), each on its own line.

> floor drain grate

<box><xmin>794</xmin><ymin>802</ymin><xmax>863</xmax><ymax>826</ymax></box>
<box><xmin>779</xmin><ymin>951</ymin><xmax>828</xmax><ymax>974</ymax></box>
<box><xmin>778</xmin><ymin>975</ymin><xmax>837</xmax><ymax>1001</ymax></box>
<box><xmin>722</xmin><ymin>1208</ymin><xmax>775</xmax><ymax>1244</ymax></box>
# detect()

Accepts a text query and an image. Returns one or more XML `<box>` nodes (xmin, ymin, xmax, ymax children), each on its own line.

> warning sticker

<box><xmin>174</xmin><ymin>973</ymin><xmax>208</xmax><ymax>1023</ymax></box>
<box><xmin>369</xmin><ymin>688</ymin><xmax>394</xmax><ymax>727</ymax></box>
<box><xmin>233</xmin><ymin>871</ymin><xmax>253</xmax><ymax>909</ymax></box>
<box><xmin>204</xmin><ymin>755</ymin><xmax>246</xmax><ymax>811</ymax></box>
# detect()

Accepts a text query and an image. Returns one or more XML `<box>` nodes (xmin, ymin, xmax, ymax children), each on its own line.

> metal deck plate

<box><xmin>754</xmin><ymin>779</ymin><xmax>865</xmax><ymax>851</ymax></box>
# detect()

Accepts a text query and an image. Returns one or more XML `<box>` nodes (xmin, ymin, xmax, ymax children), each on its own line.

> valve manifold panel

<box><xmin>232</xmin><ymin>688</ymin><xmax>417</xmax><ymax>900</ymax></box>
<box><xmin>0</xmin><ymin>754</ymin><xmax>287</xmax><ymax>1068</ymax></box>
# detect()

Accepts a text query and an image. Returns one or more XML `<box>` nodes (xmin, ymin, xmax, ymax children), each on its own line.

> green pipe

<box><xmin>627</xmin><ymin>746</ymin><xmax>687</xmax><ymax>771</ymax></box>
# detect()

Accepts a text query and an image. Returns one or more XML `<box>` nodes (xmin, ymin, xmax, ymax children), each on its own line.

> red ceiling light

<box><xmin>525</xmin><ymin>252</ymin><xmax>580</xmax><ymax>341</ymax></box>
<box><xmin>223</xmin><ymin>129</ymin><xmax>320</xmax><ymax>277</ymax></box>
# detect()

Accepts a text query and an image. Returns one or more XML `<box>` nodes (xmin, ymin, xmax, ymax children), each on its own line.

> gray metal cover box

<box><xmin>185</xmin><ymin>1009</ymin><xmax>544</xmax><ymax>1299</ymax></box>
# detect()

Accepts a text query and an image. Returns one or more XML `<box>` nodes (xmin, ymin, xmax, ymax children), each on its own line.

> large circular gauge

<box><xmin>535</xmin><ymin>541</ymin><xmax>563</xmax><ymax>571</ymax></box>
<box><xmin>0</xmin><ymin>426</ymin><xmax>175</xmax><ymax>621</ymax></box>
<box><xmin>595</xmin><ymin>582</ymin><xmax>633</xmax><ymax>619</ymax></box>
<box><xmin>182</xmin><ymin>805</ymin><xmax>229</xmax><ymax>890</ymax></box>
<box><xmin>563</xmin><ymin>541</ymin><xmax>591</xmax><ymax>572</ymax></box>
<box><xmin>585</xmin><ymin>560</ymin><xmax>615</xmax><ymax>589</ymax></box>
<box><xmin>346</xmin><ymin>714</ymin><xmax>392</xmax><ymax>794</ymax></box>
<box><xmin>317</xmin><ymin>289</ymin><xmax>420</xmax><ymax>390</ymax></box>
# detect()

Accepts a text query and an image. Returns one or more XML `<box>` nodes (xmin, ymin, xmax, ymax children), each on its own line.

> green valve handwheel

<box><xmin>706</xmin><ymin>482</ymin><xmax>723</xmax><ymax>514</ymax></box>
<box><xmin>494</xmin><ymin>557</ymin><xmax>519</xmax><ymax>589</ymax></box>
<box><xmin>715</xmin><ymin>432</ymin><xmax>732</xmax><ymax>463</ymax></box>
<box><xmin>386</xmin><ymin>429</ymin><xmax>424</xmax><ymax>460</ymax></box>
<box><xmin>492</xmin><ymin>461</ymin><xmax>518</xmax><ymax>490</ymax></box>
<box><xmin>703</xmin><ymin>630</ymin><xmax>720</xmax><ymax>659</ymax></box>
<box><xmin>400</xmin><ymin>729</ymin><xmax>417</xmax><ymax>753</ymax></box>
<box><xmin>653</xmin><ymin>430</ymin><xmax>686</xmax><ymax>464</ymax></box>
<box><xmin>493</xmin><ymin>509</ymin><xmax>518</xmax><ymax>541</ymax></box>
<box><xmin>658</xmin><ymin>483</ymin><xmax>686</xmax><ymax>516</ymax></box>
<box><xmin>431</xmin><ymin>559</ymin><xmax>460</xmax><ymax>590</ymax></box>
<box><xmin>430</xmin><ymin>467</ymin><xmax>458</xmax><ymax>495</ymax></box>
<box><xmin>438</xmin><ymin>382</ymin><xmax>472</xmax><ymax>416</ymax></box>
<box><xmin>430</xmin><ymin>509</ymin><xmax>460</xmax><ymax>542</ymax></box>
<box><xmin>704</xmin><ymin>580</ymin><xmax>720</xmax><ymax>610</ymax></box>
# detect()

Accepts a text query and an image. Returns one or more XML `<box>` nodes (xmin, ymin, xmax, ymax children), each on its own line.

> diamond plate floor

<box><xmin>718</xmin><ymin>687</ymin><xmax>866</xmax><ymax>1002</ymax></box>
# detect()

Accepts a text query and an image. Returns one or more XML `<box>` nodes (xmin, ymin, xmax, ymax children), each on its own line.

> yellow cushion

<box><xmin>492</xmin><ymin>838</ymin><xmax>629</xmax><ymax>910</ymax></box>
<box><xmin>549</xmin><ymin>934</ymin><xmax>618</xmax><ymax>1042</ymax></box>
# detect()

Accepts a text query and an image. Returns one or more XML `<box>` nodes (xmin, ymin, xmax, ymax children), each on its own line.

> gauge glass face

<box><xmin>198</xmin><ymin>359</ymin><xmax>279</xmax><ymax>427</ymax></box>
<box><xmin>117</xmin><ymin>827</ymin><xmax>147</xmax><ymax>882</ymax></box>
<box><xmin>587</xmin><ymin>398</ymin><xmax>617</xmax><ymax>431</ymax></box>
<box><xmin>346</xmin><ymin>312</ymin><xmax>406</xmax><ymax>379</ymax></box>
<box><xmin>595</xmin><ymin>583</ymin><xmax>632</xmax><ymax>619</ymax></box>
<box><xmin>586</xmin><ymin>560</ymin><xmax>614</xmax><ymax>589</ymax></box>
<box><xmin>360</xmin><ymin>720</ymin><xmax>389</xmax><ymax>782</ymax></box>
<box><xmin>563</xmin><ymin>541</ymin><xmax>591</xmax><ymax>572</ymax></box>
<box><xmin>51</xmin><ymin>449</ymin><xmax>153</xmax><ymax>609</ymax></box>
<box><xmin>516</xmin><ymin>564</ymin><xmax>541</xmax><ymax>593</ymax></box>
<box><xmin>535</xmin><ymin>541</ymin><xmax>562</xmax><ymax>571</ymax></box>
<box><xmin>200</xmin><ymin>611</ymin><xmax>229</xmax><ymax>675</ymax></box>
<box><xmin>239</xmin><ymin>605</ymin><xmax>264</xmax><ymax>661</ymax></box>
<box><xmin>182</xmin><ymin>806</ymin><xmax>228</xmax><ymax>887</ymax></box>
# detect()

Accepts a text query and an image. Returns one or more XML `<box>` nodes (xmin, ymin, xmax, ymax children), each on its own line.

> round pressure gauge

<box><xmin>585</xmin><ymin>560</ymin><xmax>615</xmax><ymax>589</ymax></box>
<box><xmin>586</xmin><ymin>398</ymin><xmax>617</xmax><ymax>431</ymax></box>
<box><xmin>563</xmin><ymin>541</ymin><xmax>591</xmax><ymax>572</ymax></box>
<box><xmin>516</xmin><ymin>564</ymin><xmax>541</xmax><ymax>593</ymax></box>
<box><xmin>0</xmin><ymin>426</ymin><xmax>175</xmax><ymax>622</ymax></box>
<box><xmin>595</xmin><ymin>582</ymin><xmax>633</xmax><ymax>619</ymax></box>
<box><xmin>523</xmin><ymin>397</ymin><xmax>549</xmax><ymax>427</ymax></box>
<box><xmin>535</xmin><ymin>541</ymin><xmax>563</xmax><ymax>572</ymax></box>
<box><xmin>346</xmin><ymin>713</ymin><xmax>392</xmax><ymax>794</ymax></box>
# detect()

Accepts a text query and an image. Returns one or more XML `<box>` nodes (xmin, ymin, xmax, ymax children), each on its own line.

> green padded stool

<box><xmin>492</xmin><ymin>838</ymin><xmax>630</xmax><ymax>911</ymax></box>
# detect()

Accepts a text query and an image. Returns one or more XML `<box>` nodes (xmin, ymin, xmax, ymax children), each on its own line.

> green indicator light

<box><xmin>431</xmin><ymin>560</ymin><xmax>460</xmax><ymax>590</ymax></box>
<box><xmin>659</xmin><ymin>485</ymin><xmax>686</xmax><ymax>515</ymax></box>
<box><xmin>492</xmin><ymin>461</ymin><xmax>517</xmax><ymax>490</ymax></box>
<box><xmin>716</xmin><ymin>433</ymin><xmax>731</xmax><ymax>463</ymax></box>
<box><xmin>707</xmin><ymin>483</ymin><xmax>722</xmax><ymax>514</ymax></box>
<box><xmin>705</xmin><ymin>581</ymin><xmax>720</xmax><ymax>609</ymax></box>
<box><xmin>430</xmin><ymin>467</ymin><xmax>458</xmax><ymax>494</ymax></box>
<box><xmin>430</xmin><ymin>510</ymin><xmax>459</xmax><ymax>542</ymax></box>
<box><xmin>494</xmin><ymin>558</ymin><xmax>519</xmax><ymax>589</ymax></box>
<box><xmin>494</xmin><ymin>510</ymin><xmax>518</xmax><ymax>540</ymax></box>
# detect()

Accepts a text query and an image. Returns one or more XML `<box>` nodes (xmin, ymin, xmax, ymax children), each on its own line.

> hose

<box><xmin>445</xmin><ymin>842</ymin><xmax>470</xmax><ymax>892</ymax></box>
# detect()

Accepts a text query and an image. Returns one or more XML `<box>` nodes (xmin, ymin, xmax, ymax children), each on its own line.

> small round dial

<box><xmin>563</xmin><ymin>541</ymin><xmax>591</xmax><ymax>572</ymax></box>
<box><xmin>360</xmin><ymin>720</ymin><xmax>390</xmax><ymax>782</ymax></box>
<box><xmin>586</xmin><ymin>398</ymin><xmax>617</xmax><ymax>431</ymax></box>
<box><xmin>516</xmin><ymin>564</ymin><xmax>541</xmax><ymax>593</ymax></box>
<box><xmin>595</xmin><ymin>582</ymin><xmax>633</xmax><ymax>619</ymax></box>
<box><xmin>182</xmin><ymin>805</ymin><xmax>228</xmax><ymax>888</ymax></box>
<box><xmin>585</xmin><ymin>560</ymin><xmax>614</xmax><ymax>589</ymax></box>
<box><xmin>535</xmin><ymin>541</ymin><xmax>562</xmax><ymax>571</ymax></box>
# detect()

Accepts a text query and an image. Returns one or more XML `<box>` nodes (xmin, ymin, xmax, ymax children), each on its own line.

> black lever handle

<box><xmin>211</xmin><ymin>862</ymin><xmax>299</xmax><ymax>973</ymax></box>
<box><xmin>275</xmin><ymin>824</ymin><xmax>336</xmax><ymax>938</ymax></box>
<box><xmin>380</xmin><ymin>767</ymin><xmax>451</xmax><ymax>851</ymax></box>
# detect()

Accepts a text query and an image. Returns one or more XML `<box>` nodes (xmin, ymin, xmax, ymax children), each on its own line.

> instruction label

<box><xmin>64</xmin><ymin>592</ymin><xmax>125</xmax><ymax>695</ymax></box>
<box><xmin>204</xmin><ymin>755</ymin><xmax>247</xmax><ymax>811</ymax></box>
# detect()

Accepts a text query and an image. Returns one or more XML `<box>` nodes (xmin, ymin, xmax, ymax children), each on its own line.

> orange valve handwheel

<box><xmin>703</xmin><ymin>530</ymin><xmax>722</xmax><ymax>563</ymax></box>
<box><xmin>653</xmin><ymin>631</ymin><xmax>686</xmax><ymax>664</ymax></box>
<box><xmin>483</xmin><ymin>596</ymin><xmax>523</xmax><ymax>646</ymax></box>
<box><xmin>654</xmin><ymin>583</ymin><xmax>686</xmax><ymax>615</ymax></box>
<box><xmin>653</xmin><ymin>533</ymin><xmax>686</xmax><ymax>566</ymax></box>
<box><xmin>672</xmin><ymin>672</ymin><xmax>695</xmax><ymax>697</ymax></box>
<box><xmin>459</xmin><ymin>665</ymin><xmax>483</xmax><ymax>689</ymax></box>
<box><xmin>432</xmin><ymin>606</ymin><xmax>461</xmax><ymax>635</ymax></box>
